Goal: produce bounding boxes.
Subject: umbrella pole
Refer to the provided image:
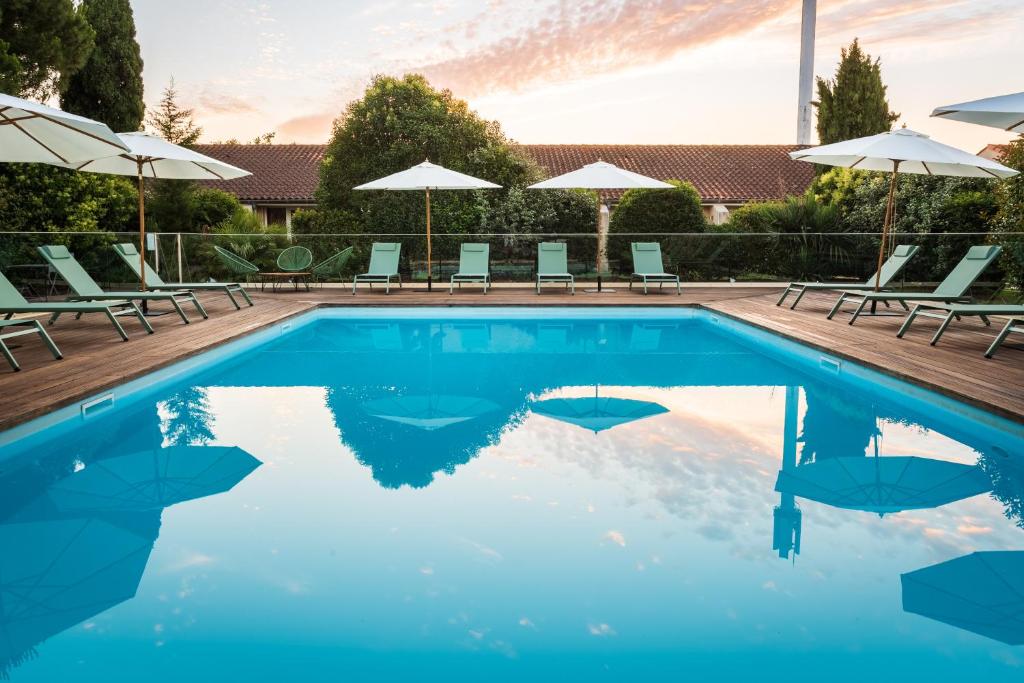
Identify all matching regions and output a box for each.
[137,160,149,315]
[425,187,432,292]
[875,162,900,292]
[596,205,603,292]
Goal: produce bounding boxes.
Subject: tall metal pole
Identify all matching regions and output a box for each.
[796,0,817,145]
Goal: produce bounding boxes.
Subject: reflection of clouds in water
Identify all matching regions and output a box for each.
[587,622,616,637]
[603,530,626,547]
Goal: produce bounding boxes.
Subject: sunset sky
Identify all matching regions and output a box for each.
[133,0,1024,152]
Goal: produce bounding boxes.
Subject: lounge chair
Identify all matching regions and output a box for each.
[114,243,253,309]
[0,318,62,371]
[450,243,490,294]
[352,242,402,295]
[1,269,151,341]
[777,244,919,309]
[536,242,574,295]
[828,245,1003,326]
[896,302,1024,348]
[277,245,313,272]
[630,242,680,295]
[38,245,207,325]
[213,245,260,281]
[312,247,353,286]
[986,317,1024,358]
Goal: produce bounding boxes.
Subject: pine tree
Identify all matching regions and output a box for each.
[146,77,202,145]
[0,0,94,98]
[815,39,899,144]
[61,0,144,132]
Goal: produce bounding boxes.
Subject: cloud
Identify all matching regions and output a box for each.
[277,112,337,142]
[603,530,627,547]
[814,0,1023,46]
[198,91,258,116]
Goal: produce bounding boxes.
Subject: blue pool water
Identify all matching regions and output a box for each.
[0,308,1022,682]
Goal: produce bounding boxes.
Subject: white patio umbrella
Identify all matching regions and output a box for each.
[353,160,500,291]
[528,161,673,292]
[790,128,1018,290]
[0,91,128,163]
[68,132,250,291]
[932,92,1024,132]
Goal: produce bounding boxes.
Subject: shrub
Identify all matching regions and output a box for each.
[607,180,704,274]
[992,136,1024,292]
[206,208,287,273]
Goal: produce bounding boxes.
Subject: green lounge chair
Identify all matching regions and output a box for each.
[536,242,574,295]
[312,247,354,286]
[277,245,313,272]
[1,269,151,341]
[114,243,253,309]
[0,318,62,371]
[896,302,1024,348]
[630,242,680,295]
[450,243,490,294]
[352,242,402,295]
[986,317,1024,358]
[777,244,920,309]
[828,245,1002,326]
[213,245,260,281]
[38,245,206,325]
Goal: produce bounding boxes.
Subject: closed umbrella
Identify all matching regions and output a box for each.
[68,132,250,292]
[790,128,1018,291]
[932,92,1024,132]
[0,91,128,163]
[529,161,673,292]
[353,160,500,291]
[902,551,1024,645]
[532,387,668,433]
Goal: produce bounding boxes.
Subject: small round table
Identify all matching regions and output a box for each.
[261,272,311,292]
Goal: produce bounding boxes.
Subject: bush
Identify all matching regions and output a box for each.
[992,136,1024,292]
[192,188,242,231]
[204,208,288,275]
[607,180,704,274]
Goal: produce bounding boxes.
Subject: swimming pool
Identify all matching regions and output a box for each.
[0,307,1021,681]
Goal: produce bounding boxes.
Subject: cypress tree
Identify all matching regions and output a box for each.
[815,39,899,144]
[61,0,145,132]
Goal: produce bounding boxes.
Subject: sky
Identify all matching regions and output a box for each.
[132,0,1024,152]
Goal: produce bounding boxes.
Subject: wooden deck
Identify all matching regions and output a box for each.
[0,284,1021,432]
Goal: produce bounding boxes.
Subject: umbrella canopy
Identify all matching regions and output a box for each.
[31,445,261,514]
[773,455,991,514]
[363,394,500,431]
[532,395,668,433]
[790,128,1018,290]
[0,92,129,164]
[0,514,157,677]
[528,161,672,291]
[902,551,1024,645]
[932,92,1024,132]
[353,160,500,291]
[69,132,250,290]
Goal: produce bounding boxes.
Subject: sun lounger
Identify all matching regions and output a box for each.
[352,242,402,294]
[630,242,680,295]
[986,317,1024,358]
[450,243,490,294]
[777,244,919,309]
[896,302,1023,347]
[828,245,1002,325]
[0,317,62,371]
[536,242,574,295]
[114,243,253,309]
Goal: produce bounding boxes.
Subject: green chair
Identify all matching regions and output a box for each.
[353,243,402,295]
[1,269,151,341]
[986,317,1024,358]
[630,242,680,295]
[38,245,206,325]
[896,302,1024,348]
[277,245,313,272]
[312,247,353,286]
[213,245,260,281]
[0,317,62,371]
[829,245,1003,326]
[114,243,253,309]
[536,242,574,295]
[777,244,920,309]
[450,243,490,294]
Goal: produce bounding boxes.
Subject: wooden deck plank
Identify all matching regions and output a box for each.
[0,285,1021,433]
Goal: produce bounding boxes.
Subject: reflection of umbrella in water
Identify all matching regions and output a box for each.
[902,551,1024,645]
[774,449,991,514]
[363,394,501,431]
[0,513,158,677]
[532,387,668,434]
[31,445,261,514]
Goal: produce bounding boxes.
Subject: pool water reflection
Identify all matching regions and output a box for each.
[0,315,1022,681]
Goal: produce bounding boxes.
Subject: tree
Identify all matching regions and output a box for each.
[0,0,94,98]
[991,137,1024,291]
[146,77,202,145]
[815,39,899,145]
[607,180,705,273]
[61,0,144,132]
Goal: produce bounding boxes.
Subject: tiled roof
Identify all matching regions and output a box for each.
[979,143,1008,161]
[193,144,324,202]
[193,143,814,205]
